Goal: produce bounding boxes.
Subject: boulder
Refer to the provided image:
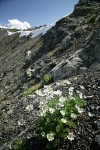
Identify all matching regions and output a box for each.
[50,60,77,80]
[50,52,83,81]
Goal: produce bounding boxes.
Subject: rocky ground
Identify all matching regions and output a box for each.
[0,0,100,149]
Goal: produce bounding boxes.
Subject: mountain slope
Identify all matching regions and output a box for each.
[0,0,100,149]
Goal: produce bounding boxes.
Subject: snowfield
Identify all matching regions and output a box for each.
[7,25,53,38]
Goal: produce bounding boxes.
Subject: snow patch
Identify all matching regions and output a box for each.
[19,31,32,37]
[31,25,52,38]
[7,25,53,38]
[7,31,16,35]
[19,25,53,38]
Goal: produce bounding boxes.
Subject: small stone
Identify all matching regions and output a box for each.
[97,121,100,130]
[95,135,100,145]
[88,112,93,117]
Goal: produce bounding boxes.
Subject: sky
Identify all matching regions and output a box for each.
[0,0,79,29]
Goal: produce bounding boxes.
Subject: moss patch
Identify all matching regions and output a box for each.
[23,82,43,96]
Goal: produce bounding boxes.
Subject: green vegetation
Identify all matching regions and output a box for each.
[36,96,87,149]
[13,139,27,150]
[23,82,43,96]
[13,138,36,150]
[44,74,53,84]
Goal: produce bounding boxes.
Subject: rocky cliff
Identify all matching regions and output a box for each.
[0,0,100,149]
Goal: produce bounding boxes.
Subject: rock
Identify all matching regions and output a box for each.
[26,50,32,60]
[78,67,88,74]
[80,29,100,66]
[50,60,77,81]
[95,135,100,146]
[96,121,100,131]
[61,35,71,49]
[89,61,100,69]
[50,49,83,81]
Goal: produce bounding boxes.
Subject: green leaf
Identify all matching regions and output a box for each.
[67,120,76,128]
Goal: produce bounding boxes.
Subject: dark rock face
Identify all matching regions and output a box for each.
[79,0,100,3]
[0,0,100,149]
[49,69,100,150]
[79,29,100,66]
[73,0,100,17]
[79,0,90,2]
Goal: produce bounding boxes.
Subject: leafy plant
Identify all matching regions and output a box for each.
[44,74,53,84]
[36,96,87,149]
[13,139,27,150]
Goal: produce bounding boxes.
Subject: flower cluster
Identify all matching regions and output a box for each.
[47,133,55,141]
[36,85,87,148]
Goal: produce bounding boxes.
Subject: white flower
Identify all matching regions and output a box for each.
[75,104,84,113]
[47,133,54,141]
[43,86,54,99]
[35,90,44,96]
[79,92,83,99]
[69,91,73,96]
[45,94,54,100]
[49,107,55,113]
[39,102,48,110]
[39,112,44,117]
[41,132,45,137]
[69,87,74,97]
[43,108,48,114]
[61,118,67,123]
[71,97,75,100]
[26,104,33,112]
[54,90,62,96]
[59,96,66,103]
[60,110,66,116]
[56,103,64,110]
[39,107,48,116]
[71,113,77,119]
[67,132,75,141]
[39,101,44,108]
[76,90,83,99]
[44,86,53,93]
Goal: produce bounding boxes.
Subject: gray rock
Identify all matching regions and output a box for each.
[90,61,100,69]
[50,49,83,81]
[80,29,100,66]
[61,35,71,49]
[50,60,77,81]
[95,43,100,60]
[95,135,100,145]
[78,67,88,74]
